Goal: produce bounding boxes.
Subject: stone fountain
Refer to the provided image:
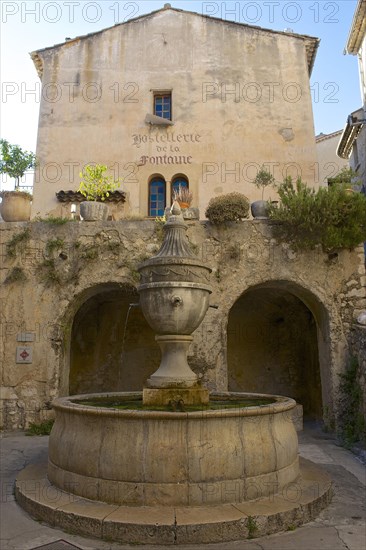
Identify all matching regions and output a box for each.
[15,204,332,545]
[138,202,211,407]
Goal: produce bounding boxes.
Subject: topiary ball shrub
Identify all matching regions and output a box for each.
[205,192,249,224]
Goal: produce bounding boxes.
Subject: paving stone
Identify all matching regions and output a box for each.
[258,524,349,549]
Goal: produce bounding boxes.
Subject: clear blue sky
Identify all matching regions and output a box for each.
[0,1,361,166]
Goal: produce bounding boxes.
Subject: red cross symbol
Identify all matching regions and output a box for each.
[20,350,29,360]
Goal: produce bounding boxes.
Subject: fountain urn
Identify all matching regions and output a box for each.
[137,203,212,405]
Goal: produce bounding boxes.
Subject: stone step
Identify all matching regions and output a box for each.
[15,457,332,545]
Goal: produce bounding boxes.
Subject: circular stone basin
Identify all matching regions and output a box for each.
[48,392,299,507]
[75,395,274,411]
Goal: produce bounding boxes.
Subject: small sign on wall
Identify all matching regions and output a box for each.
[16,346,33,364]
[17,332,35,342]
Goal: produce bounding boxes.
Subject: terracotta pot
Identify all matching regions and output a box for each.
[80,201,109,221]
[0,192,32,221]
[178,201,190,209]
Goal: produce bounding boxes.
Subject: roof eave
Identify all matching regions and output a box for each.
[315,130,344,143]
[337,109,364,159]
[30,6,319,79]
[345,0,366,54]
[30,51,43,80]
[306,38,320,77]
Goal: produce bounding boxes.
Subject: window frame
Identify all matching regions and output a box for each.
[148,176,166,217]
[153,90,172,121]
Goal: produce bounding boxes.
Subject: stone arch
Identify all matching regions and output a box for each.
[226,280,331,420]
[147,172,166,184]
[59,282,159,396]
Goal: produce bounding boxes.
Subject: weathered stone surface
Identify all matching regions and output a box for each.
[348,324,366,428]
[3,428,363,550]
[15,457,332,544]
[0,220,365,430]
[142,386,209,406]
[47,392,298,506]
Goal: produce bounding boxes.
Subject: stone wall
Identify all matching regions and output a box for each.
[227,287,322,418]
[0,219,365,430]
[348,324,366,430]
[69,288,159,394]
[350,124,366,189]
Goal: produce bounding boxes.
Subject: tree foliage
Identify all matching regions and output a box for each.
[0,139,37,187]
[78,164,120,201]
[252,166,276,200]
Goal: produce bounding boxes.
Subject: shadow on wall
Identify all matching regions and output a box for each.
[227,286,323,420]
[69,287,159,395]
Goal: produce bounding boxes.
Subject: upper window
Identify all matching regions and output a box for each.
[154,93,172,120]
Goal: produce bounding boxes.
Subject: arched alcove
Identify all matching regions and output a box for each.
[227,282,328,419]
[69,284,159,395]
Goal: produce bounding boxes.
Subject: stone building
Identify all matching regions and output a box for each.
[338,0,366,189]
[315,131,349,186]
[1,4,365,436]
[30,3,320,219]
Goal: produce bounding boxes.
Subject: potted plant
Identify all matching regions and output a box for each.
[172,185,193,209]
[78,164,120,221]
[251,166,276,219]
[0,139,37,222]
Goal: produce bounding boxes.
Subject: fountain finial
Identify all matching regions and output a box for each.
[170,201,181,216]
[152,200,194,258]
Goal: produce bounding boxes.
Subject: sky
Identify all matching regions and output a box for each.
[0,0,362,189]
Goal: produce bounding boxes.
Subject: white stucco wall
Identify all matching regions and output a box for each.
[316,132,349,186]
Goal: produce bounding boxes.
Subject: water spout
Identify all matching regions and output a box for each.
[118,303,139,389]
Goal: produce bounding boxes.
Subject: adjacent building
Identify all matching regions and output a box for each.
[337,0,366,190]
[316,130,349,186]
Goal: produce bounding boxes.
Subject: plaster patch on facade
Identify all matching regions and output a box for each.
[278,128,295,142]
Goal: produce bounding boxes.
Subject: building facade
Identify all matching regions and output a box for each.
[316,130,349,186]
[30,4,319,218]
[338,0,366,190]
